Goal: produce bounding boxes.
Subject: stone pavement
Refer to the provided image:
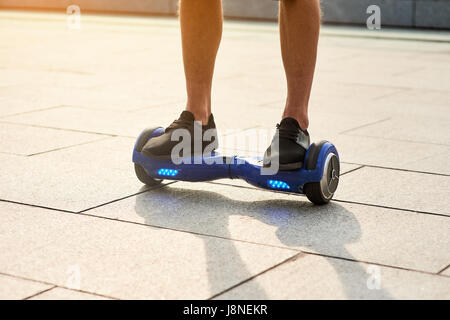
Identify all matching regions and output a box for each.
[0,10,449,300]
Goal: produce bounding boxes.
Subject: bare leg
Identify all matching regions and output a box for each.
[179,0,223,125]
[279,0,320,130]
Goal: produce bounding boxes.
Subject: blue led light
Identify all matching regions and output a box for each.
[158,169,179,177]
[268,180,290,190]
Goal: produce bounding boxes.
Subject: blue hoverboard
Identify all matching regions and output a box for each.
[132,127,340,204]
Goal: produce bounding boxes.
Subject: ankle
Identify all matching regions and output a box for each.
[185,105,210,125]
[282,111,309,131]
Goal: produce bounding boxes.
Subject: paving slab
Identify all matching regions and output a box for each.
[0,274,53,300]
[0,201,296,300]
[400,148,450,176]
[316,46,450,92]
[217,254,450,300]
[442,267,450,277]
[0,84,184,116]
[0,17,179,73]
[0,91,65,118]
[0,69,106,90]
[29,287,111,300]
[335,166,450,216]
[308,84,450,125]
[345,116,450,146]
[372,88,450,119]
[331,135,450,175]
[0,122,105,156]
[2,102,388,141]
[86,181,450,273]
[2,105,176,137]
[310,81,403,104]
[0,137,157,212]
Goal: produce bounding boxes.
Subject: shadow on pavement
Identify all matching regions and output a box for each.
[135,184,392,299]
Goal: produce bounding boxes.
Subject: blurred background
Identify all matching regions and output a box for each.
[1,0,449,29]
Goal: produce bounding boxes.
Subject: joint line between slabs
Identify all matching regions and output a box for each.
[340,165,365,176]
[333,199,450,219]
[0,199,76,214]
[22,285,57,300]
[0,120,119,137]
[0,271,119,300]
[339,117,391,135]
[341,161,450,177]
[208,252,303,300]
[438,264,450,275]
[77,181,177,213]
[27,136,111,157]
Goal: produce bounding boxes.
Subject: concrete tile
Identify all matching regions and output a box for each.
[0,122,105,156]
[86,181,450,273]
[0,69,29,87]
[3,102,386,140]
[30,287,111,300]
[392,66,450,93]
[0,274,52,300]
[217,254,450,299]
[0,84,183,116]
[335,167,450,216]
[73,83,184,112]
[319,50,450,92]
[0,89,65,118]
[442,267,450,277]
[402,148,450,176]
[0,137,156,212]
[3,105,177,137]
[331,135,450,175]
[310,81,402,103]
[345,116,450,146]
[366,88,450,120]
[0,69,105,90]
[0,202,296,300]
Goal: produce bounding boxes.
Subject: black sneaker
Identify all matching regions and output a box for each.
[263,117,310,171]
[142,110,218,159]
